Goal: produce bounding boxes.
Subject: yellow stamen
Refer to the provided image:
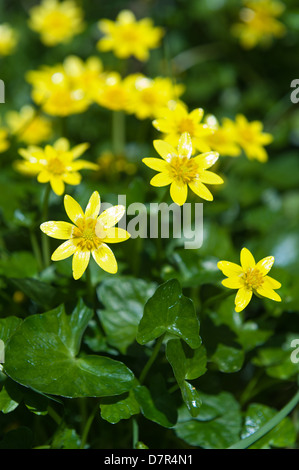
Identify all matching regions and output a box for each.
[243,267,264,290]
[169,156,198,184]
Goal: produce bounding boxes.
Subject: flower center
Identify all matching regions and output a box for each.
[178,118,195,136]
[243,268,264,290]
[169,156,199,184]
[120,26,139,43]
[72,218,105,251]
[47,157,65,175]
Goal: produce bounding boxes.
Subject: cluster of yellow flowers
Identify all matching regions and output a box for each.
[0,1,282,313]
[232,0,286,49]
[0,23,18,56]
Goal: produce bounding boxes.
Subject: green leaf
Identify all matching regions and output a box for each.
[134,384,177,428]
[175,392,242,448]
[100,390,140,424]
[0,378,23,414]
[242,403,296,449]
[0,251,39,278]
[9,277,65,310]
[166,339,207,417]
[137,279,201,349]
[0,316,23,344]
[4,301,135,398]
[51,425,81,449]
[0,426,33,449]
[97,276,156,353]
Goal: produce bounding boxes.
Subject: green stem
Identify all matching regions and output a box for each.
[80,402,99,449]
[132,418,139,449]
[112,111,126,155]
[47,406,62,425]
[228,390,299,449]
[85,264,94,306]
[41,184,51,269]
[139,334,165,385]
[30,229,43,272]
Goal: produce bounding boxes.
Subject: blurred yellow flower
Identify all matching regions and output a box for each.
[40,191,130,279]
[0,23,18,56]
[226,114,273,162]
[97,9,164,61]
[97,151,137,180]
[153,102,212,153]
[218,247,281,312]
[15,138,98,196]
[26,57,94,116]
[0,128,10,153]
[93,72,129,111]
[28,0,85,46]
[203,115,241,157]
[126,74,184,120]
[6,105,52,145]
[62,55,105,102]
[143,132,223,206]
[232,0,286,49]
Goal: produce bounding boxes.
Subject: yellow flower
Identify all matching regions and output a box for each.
[15,138,98,196]
[232,0,286,49]
[153,102,213,153]
[26,57,93,116]
[97,151,137,180]
[203,115,241,157]
[126,74,184,120]
[93,72,129,111]
[0,128,10,153]
[28,0,85,46]
[97,9,164,61]
[0,23,18,56]
[62,55,105,102]
[225,114,273,162]
[6,105,52,145]
[142,132,223,206]
[40,191,130,279]
[218,247,281,312]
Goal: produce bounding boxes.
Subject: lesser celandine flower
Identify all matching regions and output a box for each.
[0,23,18,56]
[218,247,281,313]
[62,55,105,102]
[26,56,94,116]
[0,128,10,153]
[40,191,130,279]
[232,0,285,49]
[126,74,184,120]
[226,114,273,162]
[93,72,130,111]
[97,10,164,61]
[15,138,98,196]
[203,115,241,158]
[28,0,85,46]
[153,102,213,153]
[6,105,52,145]
[143,132,223,206]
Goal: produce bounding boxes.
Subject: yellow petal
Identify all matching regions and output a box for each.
[240,247,256,270]
[71,143,89,159]
[142,157,168,172]
[50,176,65,196]
[104,228,131,243]
[72,250,90,280]
[256,285,281,302]
[37,170,50,183]
[199,170,224,185]
[170,181,188,206]
[150,172,172,187]
[263,275,282,290]
[64,195,84,224]
[40,221,74,239]
[194,152,219,170]
[217,261,243,277]
[178,132,192,159]
[85,191,101,219]
[189,108,204,122]
[54,138,69,152]
[153,140,176,161]
[92,243,117,274]
[63,172,82,186]
[51,240,77,261]
[189,180,213,201]
[98,205,125,228]
[235,287,253,312]
[222,276,243,289]
[255,256,274,275]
